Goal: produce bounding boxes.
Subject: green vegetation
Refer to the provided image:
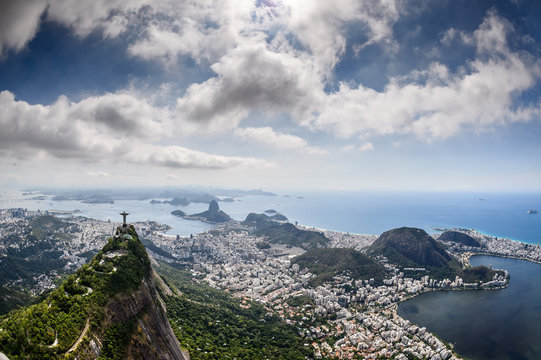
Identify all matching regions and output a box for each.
[243,213,329,250]
[287,295,315,307]
[100,320,135,360]
[439,231,481,247]
[0,225,151,359]
[368,227,462,279]
[460,266,503,283]
[291,248,387,286]
[255,241,271,249]
[155,262,312,359]
[0,287,32,315]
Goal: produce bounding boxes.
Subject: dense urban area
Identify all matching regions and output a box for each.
[1,208,540,359]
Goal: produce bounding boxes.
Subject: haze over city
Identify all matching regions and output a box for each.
[0,0,540,192]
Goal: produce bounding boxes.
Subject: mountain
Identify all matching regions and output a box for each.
[368,227,460,278]
[186,200,232,223]
[243,213,328,249]
[0,225,186,360]
[243,212,288,225]
[369,227,452,267]
[171,209,186,217]
[291,248,387,286]
[438,230,481,247]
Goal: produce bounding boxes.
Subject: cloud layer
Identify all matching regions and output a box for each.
[0,90,265,169]
[0,1,540,180]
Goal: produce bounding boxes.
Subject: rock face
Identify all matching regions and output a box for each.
[209,200,219,213]
[102,269,187,360]
[187,200,232,223]
[0,225,188,360]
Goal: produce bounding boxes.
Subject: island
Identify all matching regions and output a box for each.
[184,200,232,223]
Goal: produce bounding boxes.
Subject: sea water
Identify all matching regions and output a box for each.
[0,190,540,242]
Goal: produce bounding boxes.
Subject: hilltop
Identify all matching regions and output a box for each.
[291,248,387,286]
[368,227,461,279]
[243,213,328,249]
[0,225,186,360]
[438,230,481,247]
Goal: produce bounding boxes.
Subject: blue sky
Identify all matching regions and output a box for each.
[0,0,540,192]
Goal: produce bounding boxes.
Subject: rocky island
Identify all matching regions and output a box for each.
[184,200,232,223]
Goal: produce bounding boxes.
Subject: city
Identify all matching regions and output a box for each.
[2,209,536,359]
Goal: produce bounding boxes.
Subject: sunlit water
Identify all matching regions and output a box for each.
[1,190,539,242]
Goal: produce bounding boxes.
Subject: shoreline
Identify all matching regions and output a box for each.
[464,251,541,266]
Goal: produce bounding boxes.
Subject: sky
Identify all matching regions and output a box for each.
[0,0,540,192]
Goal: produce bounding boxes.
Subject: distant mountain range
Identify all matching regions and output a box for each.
[37,187,278,204]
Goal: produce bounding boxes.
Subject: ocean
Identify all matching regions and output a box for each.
[1,190,539,243]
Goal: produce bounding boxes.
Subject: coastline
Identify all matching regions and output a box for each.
[1,199,540,360]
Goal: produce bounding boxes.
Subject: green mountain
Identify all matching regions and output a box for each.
[243,213,329,249]
[0,225,186,360]
[186,200,232,223]
[368,227,461,278]
[438,230,481,247]
[291,248,387,286]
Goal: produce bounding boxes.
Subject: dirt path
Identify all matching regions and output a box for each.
[66,318,90,354]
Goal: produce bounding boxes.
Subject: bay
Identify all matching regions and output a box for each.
[0,190,540,243]
[398,255,541,360]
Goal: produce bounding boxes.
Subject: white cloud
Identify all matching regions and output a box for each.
[0,90,267,169]
[45,0,143,37]
[0,0,47,56]
[358,142,375,152]
[130,145,269,169]
[235,127,327,155]
[342,144,356,152]
[176,37,324,131]
[86,170,111,177]
[285,0,400,73]
[1,2,539,159]
[311,12,541,140]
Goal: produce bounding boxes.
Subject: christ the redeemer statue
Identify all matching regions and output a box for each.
[120,211,129,226]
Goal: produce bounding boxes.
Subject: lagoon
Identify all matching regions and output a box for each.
[398,255,541,360]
